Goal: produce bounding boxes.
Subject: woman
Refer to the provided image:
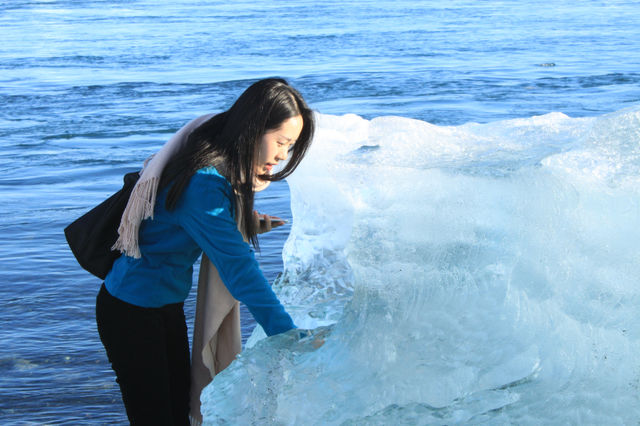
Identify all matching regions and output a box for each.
[96,78,314,425]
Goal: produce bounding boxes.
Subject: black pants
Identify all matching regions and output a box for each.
[96,284,190,425]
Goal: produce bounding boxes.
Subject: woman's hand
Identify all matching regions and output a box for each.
[253,210,287,234]
[296,329,326,349]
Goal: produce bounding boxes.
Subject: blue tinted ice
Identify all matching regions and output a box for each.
[201,109,640,424]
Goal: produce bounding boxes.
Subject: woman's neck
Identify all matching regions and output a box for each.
[216,158,270,192]
[253,177,270,192]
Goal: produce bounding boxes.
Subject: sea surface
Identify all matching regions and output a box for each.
[0,1,639,424]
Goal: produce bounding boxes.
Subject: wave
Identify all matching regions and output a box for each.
[202,106,640,424]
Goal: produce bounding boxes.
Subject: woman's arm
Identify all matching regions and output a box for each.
[178,169,295,336]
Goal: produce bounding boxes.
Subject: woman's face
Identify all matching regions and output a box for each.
[255,115,304,176]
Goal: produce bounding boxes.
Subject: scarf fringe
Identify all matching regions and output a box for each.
[112,176,159,259]
[110,114,215,259]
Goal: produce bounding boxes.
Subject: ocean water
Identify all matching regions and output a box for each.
[1,0,639,424]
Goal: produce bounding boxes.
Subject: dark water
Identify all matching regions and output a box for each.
[0,0,638,423]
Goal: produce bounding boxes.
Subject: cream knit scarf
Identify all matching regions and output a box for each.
[112,114,215,258]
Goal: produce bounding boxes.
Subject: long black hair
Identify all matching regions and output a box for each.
[159,78,315,246]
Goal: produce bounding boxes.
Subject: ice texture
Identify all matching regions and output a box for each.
[201,108,640,424]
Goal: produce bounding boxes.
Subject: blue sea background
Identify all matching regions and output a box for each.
[1,0,639,424]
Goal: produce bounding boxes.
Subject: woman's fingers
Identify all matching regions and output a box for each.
[268,215,286,227]
[311,338,325,349]
[254,211,287,234]
[254,211,270,233]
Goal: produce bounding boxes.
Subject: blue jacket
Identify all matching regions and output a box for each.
[105,166,295,336]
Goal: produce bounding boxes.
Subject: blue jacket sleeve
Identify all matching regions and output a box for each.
[178,171,295,336]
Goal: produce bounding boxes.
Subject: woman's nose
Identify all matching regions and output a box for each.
[276,147,288,161]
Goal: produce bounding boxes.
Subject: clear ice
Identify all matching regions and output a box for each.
[201,108,640,424]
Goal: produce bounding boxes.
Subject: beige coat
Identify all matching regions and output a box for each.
[189,255,242,425]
